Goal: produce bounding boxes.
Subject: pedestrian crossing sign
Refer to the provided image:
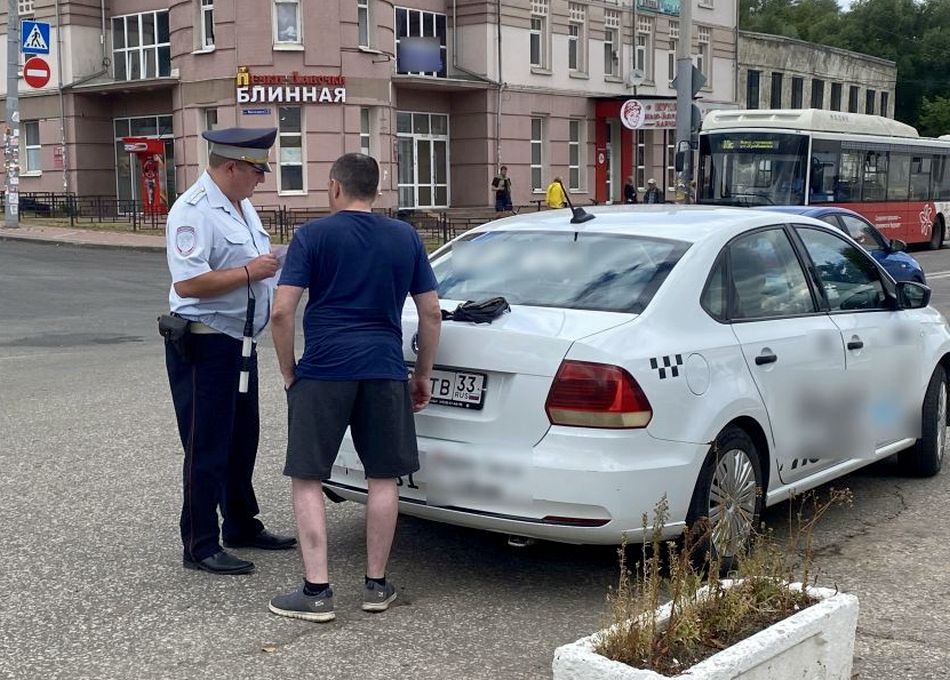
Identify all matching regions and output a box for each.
[21,21,51,55]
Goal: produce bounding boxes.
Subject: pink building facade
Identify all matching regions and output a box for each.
[1,0,739,209]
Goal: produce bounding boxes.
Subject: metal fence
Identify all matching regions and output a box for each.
[0,191,547,247]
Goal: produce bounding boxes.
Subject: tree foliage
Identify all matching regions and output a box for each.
[739,0,950,133]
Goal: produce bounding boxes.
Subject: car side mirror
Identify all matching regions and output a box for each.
[890,238,907,253]
[896,280,930,309]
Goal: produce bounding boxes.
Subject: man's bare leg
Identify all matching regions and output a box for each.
[365,477,399,579]
[292,477,329,583]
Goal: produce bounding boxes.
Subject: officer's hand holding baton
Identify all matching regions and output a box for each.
[239,253,280,393]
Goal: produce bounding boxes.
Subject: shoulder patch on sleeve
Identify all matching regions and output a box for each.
[175,226,197,255]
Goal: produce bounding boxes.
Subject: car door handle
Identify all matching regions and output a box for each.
[755,353,777,366]
[847,340,864,350]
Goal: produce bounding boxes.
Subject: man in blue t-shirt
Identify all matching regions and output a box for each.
[268,153,442,623]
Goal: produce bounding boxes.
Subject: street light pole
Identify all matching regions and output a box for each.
[674,0,693,203]
[5,0,20,228]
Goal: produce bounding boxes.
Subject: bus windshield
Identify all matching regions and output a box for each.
[698,132,809,206]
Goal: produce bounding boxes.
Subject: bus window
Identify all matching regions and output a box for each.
[887,153,910,201]
[698,132,808,206]
[862,151,888,202]
[836,150,863,201]
[910,156,932,200]
[810,139,839,203]
[935,155,950,200]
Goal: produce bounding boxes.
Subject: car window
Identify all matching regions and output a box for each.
[728,228,816,319]
[818,214,841,229]
[431,231,690,313]
[795,226,888,311]
[701,254,726,321]
[839,214,886,252]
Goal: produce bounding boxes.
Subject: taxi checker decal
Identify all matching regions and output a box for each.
[650,354,683,380]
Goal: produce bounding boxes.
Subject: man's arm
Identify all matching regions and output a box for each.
[271,284,306,388]
[174,253,279,299]
[409,290,442,412]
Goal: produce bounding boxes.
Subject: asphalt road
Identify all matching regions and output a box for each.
[1,239,948,680]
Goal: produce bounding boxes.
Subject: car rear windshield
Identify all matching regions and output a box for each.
[431,230,690,313]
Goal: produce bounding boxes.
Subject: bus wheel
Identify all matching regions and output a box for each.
[928,216,944,250]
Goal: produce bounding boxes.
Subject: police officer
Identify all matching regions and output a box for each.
[164,127,296,575]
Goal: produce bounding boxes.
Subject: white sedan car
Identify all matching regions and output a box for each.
[325,206,949,559]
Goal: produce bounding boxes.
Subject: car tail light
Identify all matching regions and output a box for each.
[545,360,652,429]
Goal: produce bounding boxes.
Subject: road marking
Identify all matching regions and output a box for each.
[926,272,950,280]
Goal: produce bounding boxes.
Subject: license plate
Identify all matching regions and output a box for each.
[428,368,487,410]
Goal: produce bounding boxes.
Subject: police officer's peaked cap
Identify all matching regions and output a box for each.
[202,127,278,173]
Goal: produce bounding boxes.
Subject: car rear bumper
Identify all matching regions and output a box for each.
[326,428,709,545]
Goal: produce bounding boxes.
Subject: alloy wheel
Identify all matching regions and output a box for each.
[707,448,758,559]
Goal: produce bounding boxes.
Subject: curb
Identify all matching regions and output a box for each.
[0,232,166,254]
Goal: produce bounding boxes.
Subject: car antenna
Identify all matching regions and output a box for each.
[560,179,595,225]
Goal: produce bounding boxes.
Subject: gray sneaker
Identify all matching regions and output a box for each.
[362,580,397,612]
[269,586,335,622]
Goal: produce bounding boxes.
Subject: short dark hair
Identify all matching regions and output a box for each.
[330,153,379,201]
[208,152,229,169]
[500,165,508,172]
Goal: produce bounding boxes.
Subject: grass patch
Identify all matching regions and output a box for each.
[596,489,852,676]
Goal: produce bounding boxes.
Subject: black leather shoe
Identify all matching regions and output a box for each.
[183,550,255,575]
[224,529,297,551]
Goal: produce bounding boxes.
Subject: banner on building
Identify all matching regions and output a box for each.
[637,0,680,16]
[235,66,347,104]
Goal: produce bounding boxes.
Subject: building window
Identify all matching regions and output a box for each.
[18,0,34,16]
[396,112,449,208]
[360,107,372,156]
[21,121,40,174]
[199,108,217,170]
[811,79,824,108]
[635,129,645,189]
[112,11,171,81]
[866,89,876,115]
[668,21,678,83]
[199,0,214,49]
[881,91,889,117]
[791,77,803,108]
[113,115,175,205]
[635,17,652,81]
[278,106,304,193]
[696,26,710,83]
[830,82,842,111]
[770,72,783,108]
[746,70,760,109]
[274,0,301,44]
[530,0,549,69]
[531,117,544,192]
[848,86,859,113]
[604,11,620,78]
[665,130,676,192]
[568,4,586,73]
[357,0,370,47]
[569,119,583,190]
[395,7,447,77]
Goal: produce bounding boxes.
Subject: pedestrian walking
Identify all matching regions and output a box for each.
[268,153,442,622]
[623,176,638,204]
[162,127,297,576]
[545,176,567,209]
[643,178,663,204]
[492,166,513,212]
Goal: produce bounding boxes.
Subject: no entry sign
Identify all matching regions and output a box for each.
[23,56,51,88]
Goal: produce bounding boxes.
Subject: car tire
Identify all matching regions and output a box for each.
[686,426,764,566]
[927,218,944,251]
[898,365,947,477]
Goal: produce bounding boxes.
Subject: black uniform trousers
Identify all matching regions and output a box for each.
[165,333,265,561]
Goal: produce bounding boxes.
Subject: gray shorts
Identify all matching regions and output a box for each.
[284,378,420,480]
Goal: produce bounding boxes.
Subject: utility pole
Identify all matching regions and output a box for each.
[673,0,704,203]
[4,0,19,228]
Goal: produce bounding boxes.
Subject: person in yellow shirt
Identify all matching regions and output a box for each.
[546,176,567,209]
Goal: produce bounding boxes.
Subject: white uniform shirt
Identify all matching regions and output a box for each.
[166,171,274,340]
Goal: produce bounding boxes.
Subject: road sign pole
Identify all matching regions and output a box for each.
[5,0,20,228]
[674,0,693,204]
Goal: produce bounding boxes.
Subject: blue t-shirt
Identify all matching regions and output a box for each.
[278,210,437,381]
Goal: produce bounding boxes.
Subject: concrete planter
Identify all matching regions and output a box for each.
[552,583,859,680]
